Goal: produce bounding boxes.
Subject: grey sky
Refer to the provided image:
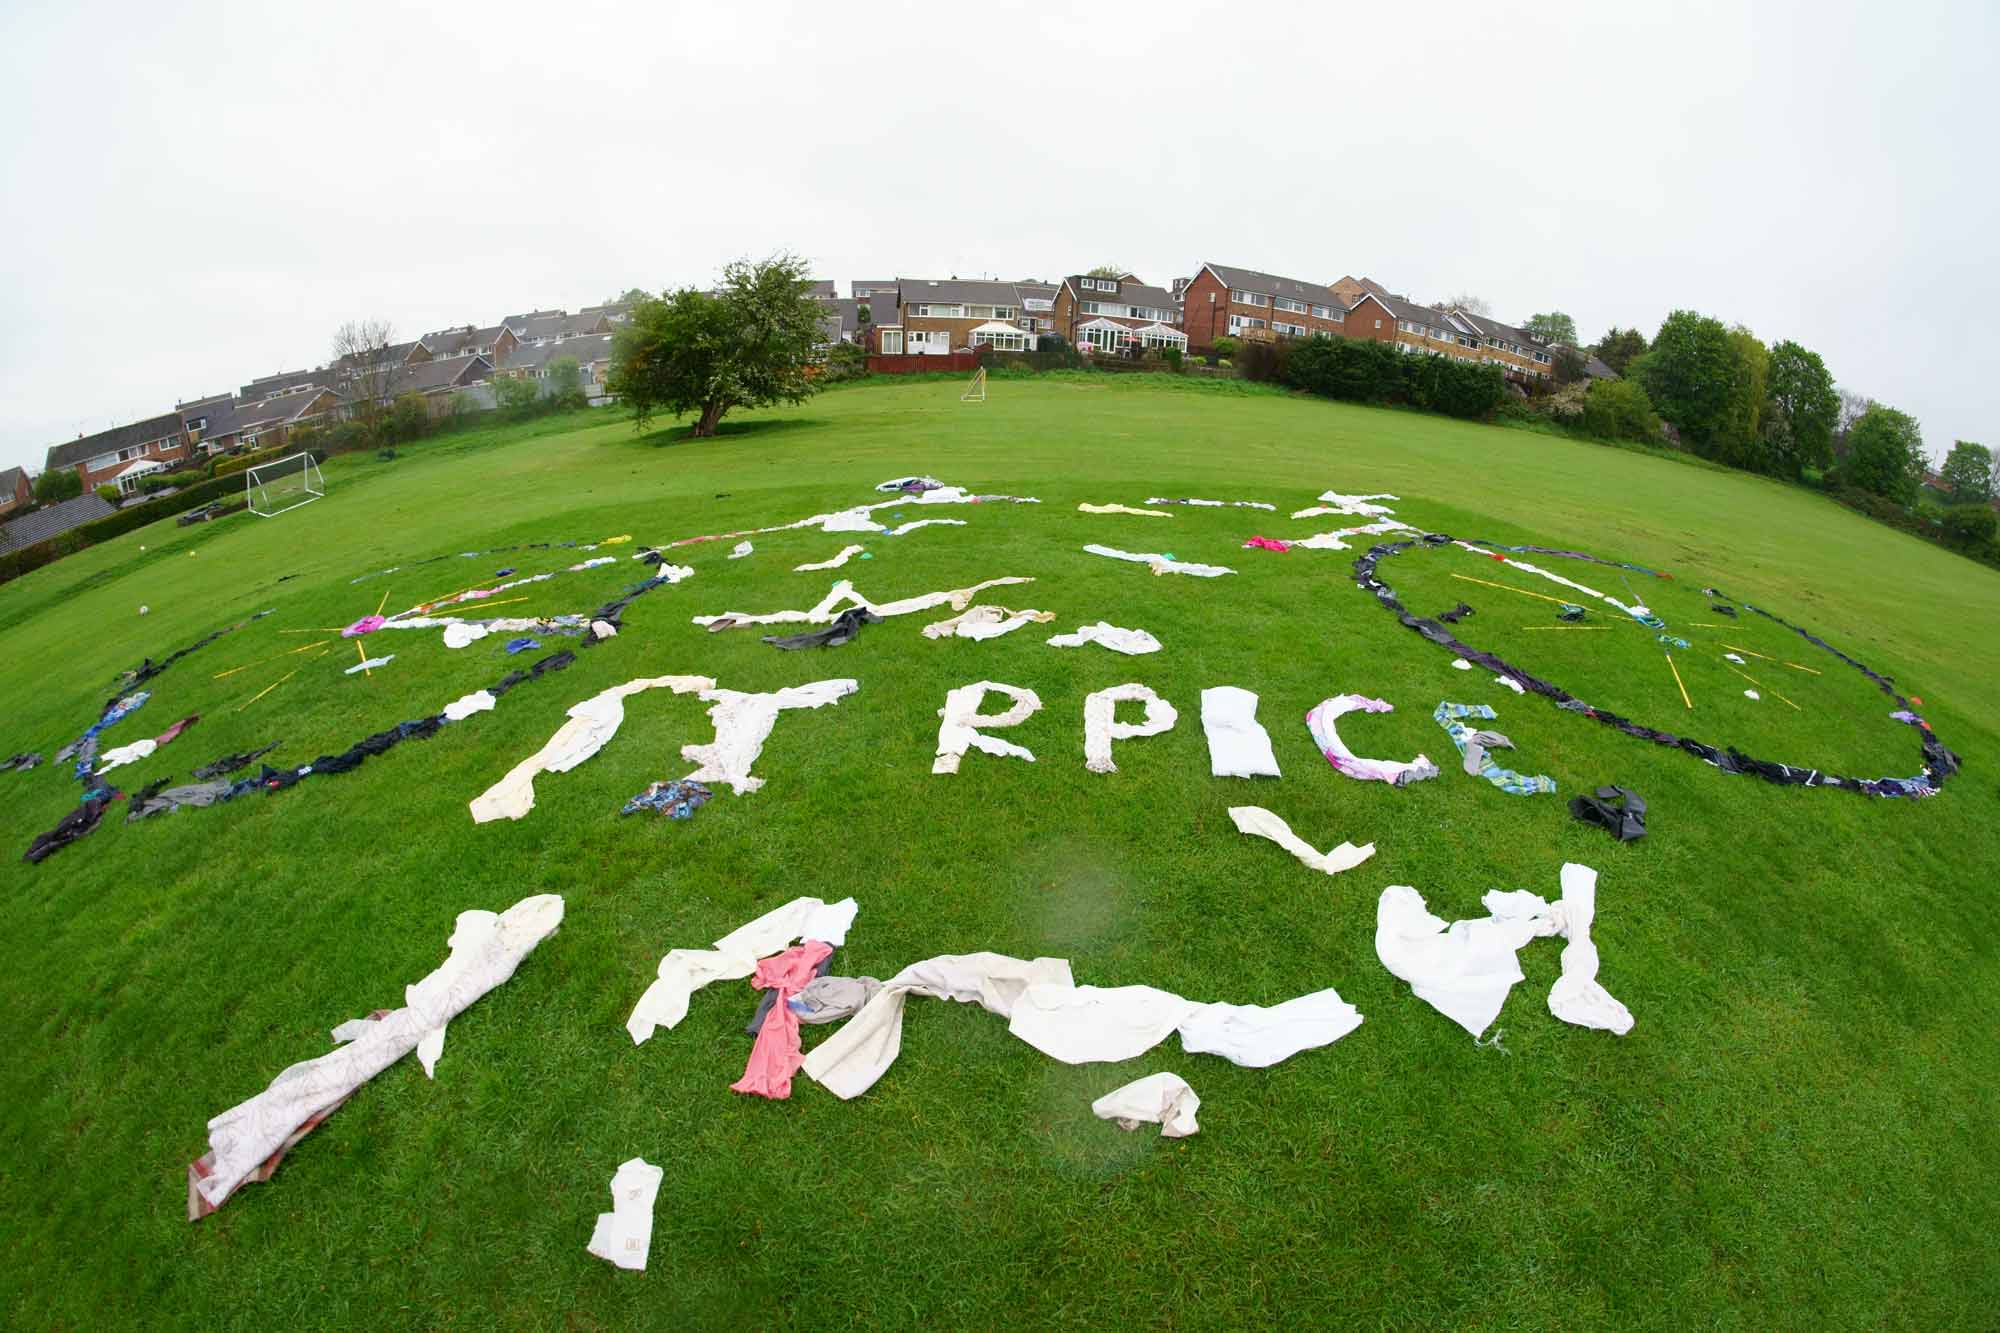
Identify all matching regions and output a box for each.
[3,1,1992,473]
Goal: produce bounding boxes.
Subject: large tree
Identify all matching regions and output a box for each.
[1524,311,1578,346]
[34,466,82,504]
[1716,325,1770,472]
[1593,326,1649,376]
[609,254,827,437]
[1764,340,1839,476]
[1637,309,1735,456]
[1938,440,1993,505]
[332,319,397,439]
[1843,405,1926,501]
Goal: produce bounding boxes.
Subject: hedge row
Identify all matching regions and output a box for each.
[0,455,319,586]
[1273,334,1511,420]
[213,444,302,478]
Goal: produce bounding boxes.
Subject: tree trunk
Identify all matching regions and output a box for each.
[692,401,727,437]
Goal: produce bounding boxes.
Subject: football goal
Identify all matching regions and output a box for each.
[960,366,987,402]
[246,451,326,518]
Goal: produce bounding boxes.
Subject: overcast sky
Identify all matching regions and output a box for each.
[2,0,1992,473]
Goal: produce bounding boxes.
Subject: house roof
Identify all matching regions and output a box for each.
[501,335,613,373]
[0,465,27,496]
[1582,354,1617,380]
[822,298,865,339]
[0,491,117,553]
[897,278,1030,306]
[1200,262,1343,307]
[211,388,339,436]
[502,309,563,333]
[420,325,510,357]
[804,281,837,300]
[390,354,492,394]
[1061,275,1179,312]
[177,391,234,414]
[1332,274,1394,301]
[240,368,331,400]
[44,412,185,471]
[850,280,897,298]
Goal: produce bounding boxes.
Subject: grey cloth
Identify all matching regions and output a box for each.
[744,945,839,1034]
[1,752,42,772]
[1460,730,1514,777]
[790,975,883,1025]
[126,779,240,822]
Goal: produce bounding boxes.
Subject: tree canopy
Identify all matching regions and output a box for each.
[1843,405,1926,502]
[1523,312,1578,346]
[34,466,82,503]
[1636,310,1736,456]
[1593,327,1649,376]
[1938,440,1994,506]
[1764,340,1839,476]
[1084,264,1127,278]
[609,255,827,437]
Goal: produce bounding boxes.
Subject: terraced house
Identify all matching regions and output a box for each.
[1051,274,1186,354]
[874,279,1040,354]
[44,412,192,495]
[1340,294,1554,379]
[1180,262,1349,351]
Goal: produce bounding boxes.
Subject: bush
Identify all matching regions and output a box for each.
[95,484,120,503]
[1162,346,1183,372]
[1209,336,1239,366]
[1941,504,1997,548]
[820,342,869,383]
[1284,334,1505,420]
[386,392,430,442]
[1235,339,1292,384]
[1580,379,1662,442]
[34,467,82,504]
[494,374,542,414]
[214,445,291,479]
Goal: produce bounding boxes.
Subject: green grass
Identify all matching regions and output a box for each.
[1,378,1995,1329]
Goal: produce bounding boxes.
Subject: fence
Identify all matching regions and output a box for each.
[867,350,985,375]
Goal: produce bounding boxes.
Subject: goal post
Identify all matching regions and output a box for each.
[246,452,326,518]
[960,366,987,402]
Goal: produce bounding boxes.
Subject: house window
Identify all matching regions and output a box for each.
[1274,297,1306,313]
[1079,324,1121,351]
[1227,315,1267,332]
[1374,319,1382,329]
[1274,321,1306,337]
[1310,304,1333,318]
[1083,277,1116,293]
[971,329,1026,352]
[1229,290,1271,307]
[1138,327,1187,350]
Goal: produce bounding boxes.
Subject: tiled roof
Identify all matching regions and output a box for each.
[44,413,184,471]
[1202,262,1343,306]
[0,492,117,553]
[501,335,613,373]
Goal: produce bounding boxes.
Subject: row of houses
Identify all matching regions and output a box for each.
[36,262,1601,504]
[41,304,639,497]
[826,264,1594,389]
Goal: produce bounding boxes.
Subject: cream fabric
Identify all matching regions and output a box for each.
[1305,694,1440,787]
[1201,686,1280,778]
[922,606,1053,641]
[1082,544,1234,578]
[470,675,716,823]
[625,896,858,1044]
[801,953,1075,1099]
[1083,683,1178,774]
[693,576,1034,629]
[1226,806,1374,875]
[680,678,859,795]
[1092,1073,1200,1138]
[586,1157,664,1271]
[192,895,565,1215]
[794,544,865,571]
[1047,622,1162,655]
[442,690,497,722]
[1078,502,1171,517]
[934,681,1042,774]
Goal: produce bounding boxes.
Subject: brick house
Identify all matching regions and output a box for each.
[507,311,612,346]
[496,334,613,387]
[1180,262,1350,352]
[1014,281,1058,341]
[1051,275,1186,354]
[1341,295,1553,379]
[0,465,30,517]
[873,279,1039,354]
[1446,308,1556,380]
[44,412,193,495]
[420,324,517,363]
[388,353,493,402]
[201,388,343,454]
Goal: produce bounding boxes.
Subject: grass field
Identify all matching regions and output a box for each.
[1,375,1995,1328]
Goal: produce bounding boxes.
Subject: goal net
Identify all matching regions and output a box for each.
[246,452,326,518]
[960,366,987,402]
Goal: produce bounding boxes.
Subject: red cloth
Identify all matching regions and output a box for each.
[730,940,834,1100]
[154,714,200,746]
[1242,536,1290,553]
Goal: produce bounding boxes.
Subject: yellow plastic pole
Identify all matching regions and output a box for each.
[1665,651,1693,710]
[1448,572,1575,607]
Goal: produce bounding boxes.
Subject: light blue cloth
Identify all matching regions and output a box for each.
[1434,701,1555,796]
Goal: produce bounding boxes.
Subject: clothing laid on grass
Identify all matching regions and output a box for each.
[0,752,44,772]
[1568,786,1647,841]
[694,575,1035,630]
[790,975,882,1024]
[586,1157,664,1272]
[1374,865,1631,1040]
[1434,701,1556,795]
[340,615,386,638]
[1008,983,1365,1068]
[883,518,966,536]
[761,607,881,650]
[1200,686,1281,779]
[1145,497,1276,511]
[729,541,753,559]
[470,675,716,823]
[187,894,565,1219]
[1305,695,1440,786]
[1083,683,1178,774]
[442,691,497,722]
[795,545,866,571]
[680,679,858,794]
[1226,806,1375,875]
[921,606,1053,641]
[1046,622,1162,655]
[1302,491,1399,517]
[1287,521,1413,551]
[343,656,395,674]
[934,681,1042,774]
[1082,544,1235,578]
[97,714,200,773]
[800,952,1076,1099]
[625,896,858,1044]
[1078,503,1171,517]
[621,779,714,819]
[1092,1073,1200,1138]
[125,776,259,822]
[23,793,115,863]
[56,690,150,781]
[1242,536,1290,553]
[732,941,835,1100]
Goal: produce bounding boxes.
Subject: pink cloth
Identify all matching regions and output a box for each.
[1243,536,1290,553]
[154,714,200,745]
[730,940,834,1100]
[341,615,386,638]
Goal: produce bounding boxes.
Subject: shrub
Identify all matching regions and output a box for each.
[34,467,82,503]
[1235,339,1292,384]
[1580,379,1662,442]
[1941,504,1997,548]
[494,374,542,414]
[387,392,430,442]
[95,484,120,503]
[1210,336,1239,364]
[1162,346,1183,372]
[820,342,869,383]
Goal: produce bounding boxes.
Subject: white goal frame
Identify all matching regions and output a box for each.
[960,366,987,402]
[246,452,325,518]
